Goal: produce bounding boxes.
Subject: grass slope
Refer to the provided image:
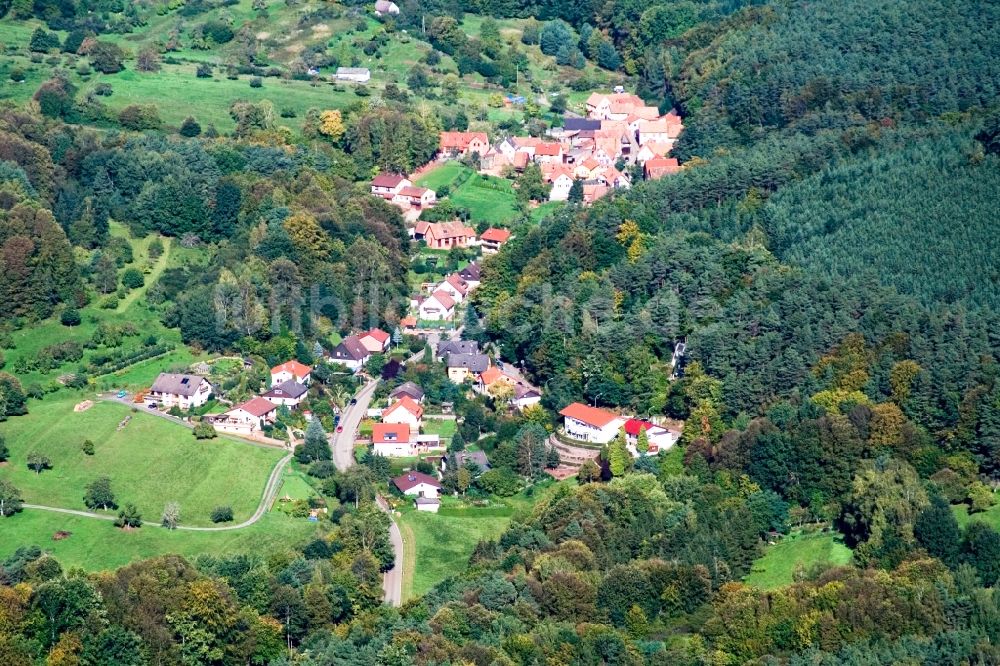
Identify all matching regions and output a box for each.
[0,511,317,572]
[397,504,511,599]
[953,503,1000,530]
[0,396,285,526]
[745,530,853,589]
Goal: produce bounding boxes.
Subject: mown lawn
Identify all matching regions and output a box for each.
[450,174,520,224]
[397,503,512,599]
[745,530,853,589]
[0,396,285,526]
[953,502,1000,529]
[0,511,317,572]
[416,162,469,190]
[422,417,456,442]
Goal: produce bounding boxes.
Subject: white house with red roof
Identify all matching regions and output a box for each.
[358,328,391,353]
[371,173,411,199]
[437,274,470,303]
[271,360,312,387]
[479,228,512,254]
[392,185,436,209]
[211,397,278,435]
[374,423,443,457]
[559,402,625,444]
[382,395,423,430]
[418,290,455,321]
[623,418,680,455]
[392,470,441,498]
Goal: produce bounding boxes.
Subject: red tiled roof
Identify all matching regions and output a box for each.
[440,131,488,150]
[479,228,512,243]
[445,273,469,294]
[400,315,417,327]
[363,328,390,344]
[372,173,407,188]
[428,290,455,310]
[393,471,441,492]
[397,185,429,198]
[383,395,423,419]
[373,422,410,444]
[271,360,312,377]
[234,397,277,417]
[535,142,562,156]
[623,418,654,436]
[425,221,475,241]
[644,157,681,179]
[559,402,620,428]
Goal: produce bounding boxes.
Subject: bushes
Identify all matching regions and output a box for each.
[89,41,125,74]
[118,105,162,130]
[203,20,235,44]
[193,422,217,439]
[211,505,234,523]
[60,308,81,326]
[122,268,144,289]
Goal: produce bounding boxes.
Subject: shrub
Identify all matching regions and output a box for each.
[60,308,81,326]
[211,505,234,523]
[179,116,201,137]
[249,76,263,88]
[94,82,113,96]
[118,105,162,130]
[89,41,125,74]
[115,503,143,528]
[81,439,95,455]
[99,295,119,309]
[196,63,213,78]
[121,268,144,289]
[9,68,26,83]
[193,422,217,439]
[204,20,235,44]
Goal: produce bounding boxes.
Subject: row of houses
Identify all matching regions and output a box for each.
[439,339,542,410]
[411,261,483,322]
[326,327,392,372]
[558,401,681,456]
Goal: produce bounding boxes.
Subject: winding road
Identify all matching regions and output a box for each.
[329,376,404,607]
[23,452,293,531]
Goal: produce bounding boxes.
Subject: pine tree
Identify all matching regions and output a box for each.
[608,429,631,477]
[301,418,330,462]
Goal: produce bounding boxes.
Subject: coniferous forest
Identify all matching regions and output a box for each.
[0,0,999,663]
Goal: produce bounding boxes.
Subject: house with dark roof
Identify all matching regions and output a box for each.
[390,382,425,402]
[458,263,481,289]
[371,173,411,199]
[392,471,441,497]
[441,450,490,474]
[149,373,213,410]
[447,353,490,384]
[327,335,371,372]
[262,380,309,408]
[437,340,479,357]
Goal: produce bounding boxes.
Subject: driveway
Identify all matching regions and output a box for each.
[377,495,404,606]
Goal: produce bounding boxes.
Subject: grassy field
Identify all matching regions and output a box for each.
[0,510,317,571]
[451,173,520,224]
[416,162,469,190]
[0,395,285,526]
[745,530,853,589]
[397,502,512,599]
[953,502,1000,529]
[422,417,456,442]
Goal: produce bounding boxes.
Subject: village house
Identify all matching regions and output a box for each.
[399,315,418,333]
[390,381,425,403]
[373,0,399,15]
[582,183,611,204]
[644,157,681,180]
[441,450,490,474]
[513,383,542,410]
[148,373,213,410]
[212,397,278,435]
[479,227,512,254]
[634,142,672,164]
[382,395,423,431]
[437,339,478,357]
[478,365,517,392]
[394,471,442,510]
[415,220,477,250]
[392,471,441,497]
[271,360,311,387]
[447,352,490,384]
[358,328,391,354]
[623,418,681,455]
[458,262,481,290]
[392,185,436,209]
[637,118,683,146]
[533,142,563,164]
[261,381,308,408]
[559,402,625,444]
[438,131,489,159]
[437,273,470,303]
[370,173,410,199]
[418,290,456,321]
[327,335,371,372]
[374,424,443,457]
[335,67,370,83]
[585,92,645,120]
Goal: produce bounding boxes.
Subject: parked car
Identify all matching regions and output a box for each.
[336,425,344,433]
[116,390,127,398]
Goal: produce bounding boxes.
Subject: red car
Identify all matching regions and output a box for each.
[336,425,344,433]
